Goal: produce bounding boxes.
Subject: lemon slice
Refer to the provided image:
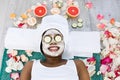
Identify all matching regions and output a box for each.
[55,35,62,42]
[44,36,51,43]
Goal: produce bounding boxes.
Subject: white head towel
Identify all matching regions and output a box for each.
[36,14,71,59]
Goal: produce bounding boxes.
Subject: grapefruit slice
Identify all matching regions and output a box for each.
[34,5,47,17]
[66,6,80,18]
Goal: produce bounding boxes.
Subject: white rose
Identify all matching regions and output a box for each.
[11,62,18,71]
[17,61,24,70]
[6,58,15,67]
[115,76,120,80]
[5,67,12,73]
[108,38,118,45]
[104,77,111,80]
[103,39,109,48]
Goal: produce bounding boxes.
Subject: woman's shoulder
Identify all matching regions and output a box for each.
[23,61,34,70]
[74,59,85,66]
[73,59,87,71]
[25,61,33,65]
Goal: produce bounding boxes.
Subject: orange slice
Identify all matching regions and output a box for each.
[34,5,47,17]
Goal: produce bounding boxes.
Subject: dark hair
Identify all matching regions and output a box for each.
[40,30,47,54]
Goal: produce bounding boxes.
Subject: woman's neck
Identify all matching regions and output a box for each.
[45,57,63,65]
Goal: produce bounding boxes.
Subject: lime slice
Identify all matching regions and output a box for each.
[77,23,83,28]
[72,23,77,28]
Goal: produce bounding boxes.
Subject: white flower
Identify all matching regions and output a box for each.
[101,49,110,57]
[103,39,109,48]
[5,67,12,73]
[112,56,120,70]
[73,1,79,7]
[115,21,120,27]
[109,28,120,37]
[7,49,18,56]
[107,71,115,78]
[108,38,118,45]
[6,58,15,67]
[115,76,120,80]
[104,76,111,80]
[11,62,18,71]
[87,65,96,76]
[17,61,24,70]
[6,57,24,72]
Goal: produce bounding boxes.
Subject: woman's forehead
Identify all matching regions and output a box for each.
[44,29,62,35]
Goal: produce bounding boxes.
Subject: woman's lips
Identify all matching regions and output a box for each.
[48,46,60,52]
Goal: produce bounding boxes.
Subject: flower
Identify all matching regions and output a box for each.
[10,72,20,80]
[6,57,24,73]
[20,54,28,62]
[25,50,33,56]
[97,14,104,20]
[85,2,93,9]
[7,49,18,57]
[99,19,120,80]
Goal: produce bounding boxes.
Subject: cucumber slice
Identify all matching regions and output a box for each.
[77,23,83,28]
[44,36,51,43]
[72,23,77,28]
[78,18,83,23]
[55,35,62,42]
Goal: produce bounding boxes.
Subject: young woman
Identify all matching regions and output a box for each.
[20,15,90,80]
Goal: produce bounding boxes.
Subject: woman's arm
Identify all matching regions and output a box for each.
[20,61,33,80]
[74,60,90,80]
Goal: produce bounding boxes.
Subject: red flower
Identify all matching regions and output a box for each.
[104,30,114,38]
[101,56,113,64]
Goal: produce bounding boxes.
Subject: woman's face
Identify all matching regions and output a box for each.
[42,29,65,57]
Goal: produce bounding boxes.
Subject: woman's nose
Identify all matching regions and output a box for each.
[50,38,57,45]
[50,42,57,45]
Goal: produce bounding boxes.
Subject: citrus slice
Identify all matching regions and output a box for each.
[66,6,80,18]
[27,17,37,26]
[34,5,47,17]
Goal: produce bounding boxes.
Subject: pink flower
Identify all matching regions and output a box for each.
[97,23,106,30]
[7,54,12,58]
[104,30,113,38]
[18,23,25,28]
[87,57,96,62]
[97,14,104,20]
[114,69,120,78]
[101,56,113,64]
[100,64,109,74]
[20,54,28,62]
[85,2,93,9]
[10,73,20,80]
